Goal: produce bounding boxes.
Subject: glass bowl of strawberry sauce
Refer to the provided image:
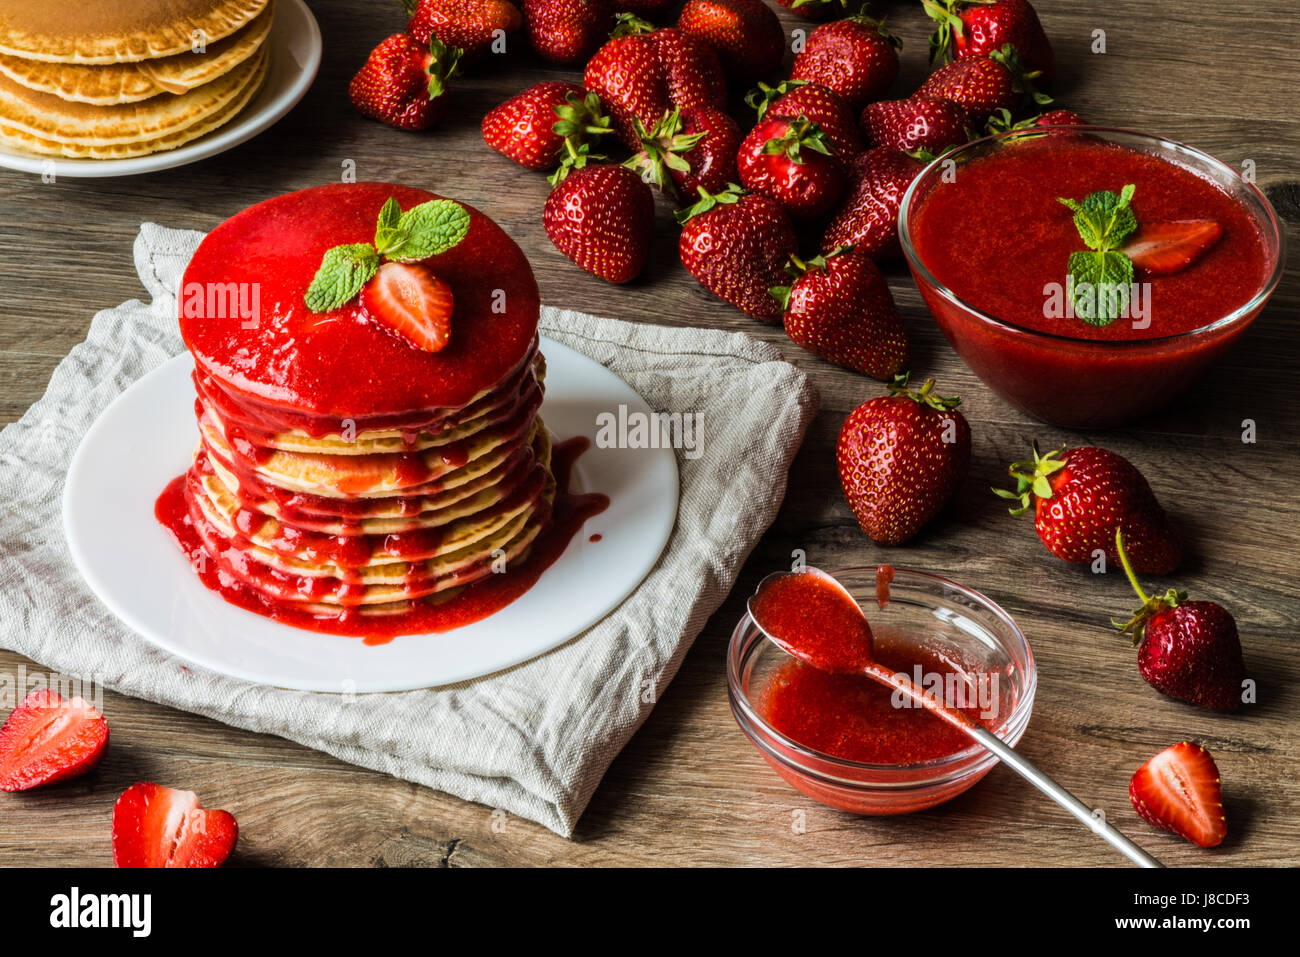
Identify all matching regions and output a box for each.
[727,567,1036,815]
[900,127,1285,428]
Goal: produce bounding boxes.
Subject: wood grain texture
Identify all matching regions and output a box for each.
[0,0,1297,867]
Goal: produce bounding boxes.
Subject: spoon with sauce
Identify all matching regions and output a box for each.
[748,566,1163,869]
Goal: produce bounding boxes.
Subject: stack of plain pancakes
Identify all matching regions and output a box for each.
[0,0,272,159]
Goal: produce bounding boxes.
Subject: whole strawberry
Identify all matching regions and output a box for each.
[650,24,727,113]
[916,44,1049,124]
[677,0,784,85]
[404,0,524,63]
[677,186,797,323]
[861,97,970,153]
[1130,743,1228,848]
[837,375,971,545]
[482,82,611,171]
[773,247,909,379]
[1113,532,1245,713]
[737,115,848,221]
[585,30,670,148]
[524,0,612,64]
[349,34,461,130]
[544,162,655,282]
[789,15,900,111]
[748,80,864,162]
[626,107,740,199]
[925,0,1055,84]
[986,105,1084,134]
[820,147,923,259]
[994,444,1181,573]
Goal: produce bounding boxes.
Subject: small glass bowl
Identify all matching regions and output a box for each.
[727,567,1036,815]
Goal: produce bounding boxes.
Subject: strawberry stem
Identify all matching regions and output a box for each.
[1112,529,1187,645]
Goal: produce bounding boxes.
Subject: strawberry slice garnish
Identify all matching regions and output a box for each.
[112,782,239,868]
[359,262,454,352]
[1129,742,1227,848]
[1123,220,1223,276]
[0,690,109,791]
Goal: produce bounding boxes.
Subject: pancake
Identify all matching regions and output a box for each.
[0,0,269,65]
[0,2,272,105]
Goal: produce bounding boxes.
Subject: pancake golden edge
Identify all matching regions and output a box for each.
[0,46,266,157]
[0,0,269,65]
[0,2,273,105]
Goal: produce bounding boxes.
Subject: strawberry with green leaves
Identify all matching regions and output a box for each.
[924,0,1055,84]
[861,96,971,154]
[994,443,1181,574]
[676,0,784,86]
[625,107,740,200]
[677,185,797,323]
[1113,531,1246,712]
[544,160,656,282]
[773,247,909,378]
[303,195,472,352]
[482,82,612,171]
[820,147,924,259]
[403,0,523,64]
[1130,743,1228,848]
[349,34,461,130]
[523,0,612,64]
[737,115,848,221]
[789,15,901,111]
[916,43,1048,124]
[987,106,1084,132]
[747,80,864,163]
[837,375,971,545]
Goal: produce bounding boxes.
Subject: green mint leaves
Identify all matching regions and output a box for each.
[303,197,470,313]
[1056,184,1137,326]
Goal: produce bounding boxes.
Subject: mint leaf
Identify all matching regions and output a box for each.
[1068,250,1134,325]
[1057,184,1137,251]
[379,199,471,263]
[303,244,379,313]
[373,197,403,253]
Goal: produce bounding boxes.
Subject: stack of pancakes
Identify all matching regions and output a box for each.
[0,0,272,158]
[174,183,554,622]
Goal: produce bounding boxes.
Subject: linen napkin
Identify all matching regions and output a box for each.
[0,223,818,837]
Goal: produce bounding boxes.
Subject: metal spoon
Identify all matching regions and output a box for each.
[748,566,1163,869]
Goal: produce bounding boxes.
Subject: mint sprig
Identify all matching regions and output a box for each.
[303,197,470,313]
[1056,184,1137,326]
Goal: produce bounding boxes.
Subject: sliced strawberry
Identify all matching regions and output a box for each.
[0,690,108,791]
[359,262,454,352]
[1123,220,1222,276]
[1129,742,1227,849]
[112,782,239,868]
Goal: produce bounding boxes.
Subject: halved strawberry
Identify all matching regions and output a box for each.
[0,690,108,791]
[1129,742,1227,849]
[359,262,454,352]
[112,782,239,868]
[1123,220,1223,276]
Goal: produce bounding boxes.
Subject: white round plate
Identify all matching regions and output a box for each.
[64,338,679,692]
[0,0,322,179]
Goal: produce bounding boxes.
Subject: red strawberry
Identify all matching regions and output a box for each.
[112,782,239,868]
[676,0,784,85]
[360,262,455,352]
[737,115,848,221]
[0,690,108,791]
[820,147,923,259]
[585,31,670,148]
[774,247,909,378]
[626,107,740,199]
[1123,221,1223,277]
[789,15,901,111]
[649,25,727,113]
[1129,743,1228,848]
[677,186,797,323]
[349,34,461,131]
[986,105,1083,133]
[747,80,864,162]
[544,163,655,282]
[1035,108,1084,126]
[916,44,1049,123]
[837,375,972,545]
[523,0,612,64]
[404,0,524,63]
[925,0,1055,84]
[482,82,611,171]
[1113,532,1246,712]
[861,97,971,153]
[994,444,1181,574]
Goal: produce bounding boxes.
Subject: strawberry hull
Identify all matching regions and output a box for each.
[901,129,1284,428]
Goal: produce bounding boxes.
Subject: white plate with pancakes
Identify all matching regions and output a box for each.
[0,0,320,177]
[64,338,680,692]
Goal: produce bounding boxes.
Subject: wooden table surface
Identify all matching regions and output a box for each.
[1,0,1296,867]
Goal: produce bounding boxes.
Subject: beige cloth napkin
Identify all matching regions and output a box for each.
[0,223,818,836]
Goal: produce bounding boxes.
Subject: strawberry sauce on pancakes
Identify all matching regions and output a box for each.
[157,182,607,643]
